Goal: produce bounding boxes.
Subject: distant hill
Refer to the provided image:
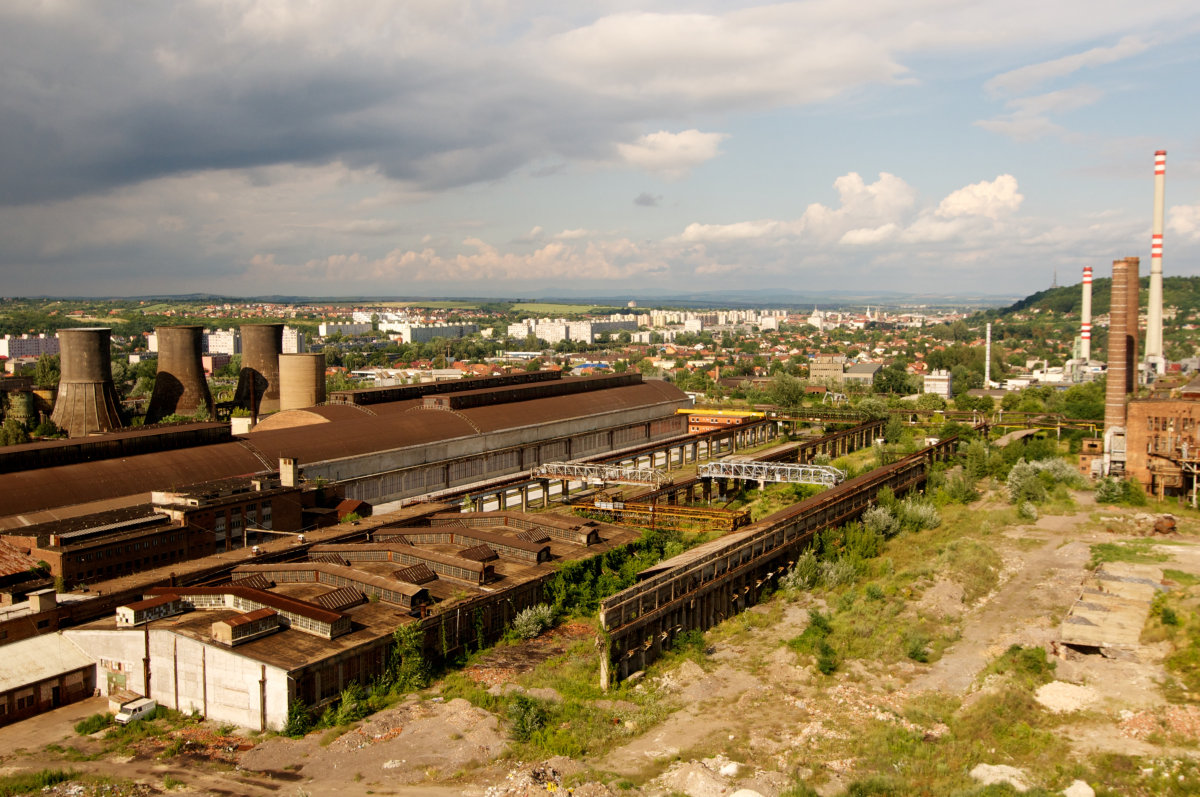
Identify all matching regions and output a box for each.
[992,275,1200,319]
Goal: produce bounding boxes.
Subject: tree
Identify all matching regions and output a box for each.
[33,354,60,389]
[874,363,913,394]
[768,373,805,408]
[915,392,946,411]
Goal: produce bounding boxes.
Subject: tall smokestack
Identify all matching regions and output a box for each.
[1145,150,1166,375]
[1126,256,1140,391]
[1080,265,1093,361]
[984,323,992,388]
[1105,259,1130,435]
[235,324,283,415]
[50,328,125,437]
[145,325,215,424]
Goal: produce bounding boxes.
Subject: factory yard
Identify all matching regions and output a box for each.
[8,490,1200,796]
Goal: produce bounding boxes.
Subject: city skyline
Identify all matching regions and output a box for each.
[2,1,1199,298]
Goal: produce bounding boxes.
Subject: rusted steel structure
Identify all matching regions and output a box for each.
[534,462,669,488]
[574,498,752,533]
[698,461,845,487]
[597,435,962,688]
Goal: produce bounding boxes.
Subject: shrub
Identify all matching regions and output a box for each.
[507,694,548,742]
[1017,501,1038,522]
[511,603,555,640]
[283,699,314,738]
[1161,606,1180,626]
[335,682,369,725]
[905,634,930,663]
[74,712,113,735]
[820,558,857,588]
[1006,460,1047,504]
[781,550,819,591]
[899,499,941,531]
[815,642,839,674]
[862,506,899,539]
[1094,476,1149,506]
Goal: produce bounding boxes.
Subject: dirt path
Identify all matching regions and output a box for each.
[909,517,1093,694]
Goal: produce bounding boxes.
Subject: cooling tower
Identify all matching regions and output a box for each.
[1125,256,1140,392]
[278,353,327,411]
[50,328,124,437]
[1080,266,1093,362]
[234,324,283,414]
[145,325,214,424]
[1145,150,1166,375]
[1105,260,1130,435]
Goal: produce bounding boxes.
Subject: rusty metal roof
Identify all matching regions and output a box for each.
[1,379,687,525]
[394,563,436,584]
[457,544,498,562]
[146,585,345,625]
[0,538,42,578]
[315,586,365,612]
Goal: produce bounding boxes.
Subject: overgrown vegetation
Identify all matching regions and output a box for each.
[0,769,76,797]
[74,712,113,735]
[510,603,555,640]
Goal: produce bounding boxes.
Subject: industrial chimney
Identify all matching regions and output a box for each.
[1145,150,1167,375]
[1080,265,1093,362]
[984,323,992,388]
[145,325,215,424]
[50,328,125,437]
[234,324,283,415]
[1126,256,1140,391]
[278,353,327,411]
[1104,259,1131,473]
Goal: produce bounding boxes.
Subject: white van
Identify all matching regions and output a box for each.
[114,697,157,725]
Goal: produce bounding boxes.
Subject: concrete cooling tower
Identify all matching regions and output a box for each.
[278,353,327,411]
[234,324,283,414]
[145,325,215,424]
[50,328,124,437]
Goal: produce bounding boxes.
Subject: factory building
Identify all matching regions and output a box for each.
[61,509,638,730]
[2,373,689,531]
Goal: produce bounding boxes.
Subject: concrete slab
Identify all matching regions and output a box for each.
[1060,563,1164,650]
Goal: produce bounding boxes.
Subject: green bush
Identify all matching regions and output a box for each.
[781,549,819,591]
[282,699,314,738]
[511,603,555,640]
[507,694,548,741]
[74,712,113,735]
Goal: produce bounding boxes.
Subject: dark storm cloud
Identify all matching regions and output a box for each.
[0,2,638,205]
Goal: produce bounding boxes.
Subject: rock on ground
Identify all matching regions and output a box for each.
[1035,681,1099,713]
[970,763,1030,792]
[1063,780,1095,797]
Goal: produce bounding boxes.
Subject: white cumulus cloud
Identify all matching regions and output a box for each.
[936,174,1023,219]
[616,129,729,178]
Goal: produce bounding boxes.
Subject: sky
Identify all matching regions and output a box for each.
[2,0,1200,300]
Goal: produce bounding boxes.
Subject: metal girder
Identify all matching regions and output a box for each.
[698,460,845,486]
[534,462,669,488]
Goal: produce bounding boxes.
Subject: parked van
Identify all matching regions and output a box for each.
[114,698,157,725]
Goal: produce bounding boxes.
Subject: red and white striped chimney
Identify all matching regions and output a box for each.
[1145,150,1166,374]
[1080,265,1093,361]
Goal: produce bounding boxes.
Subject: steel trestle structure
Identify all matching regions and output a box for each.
[698,461,845,487]
[597,432,969,689]
[533,462,669,488]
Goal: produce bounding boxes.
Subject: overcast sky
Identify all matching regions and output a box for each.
[2,1,1199,299]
